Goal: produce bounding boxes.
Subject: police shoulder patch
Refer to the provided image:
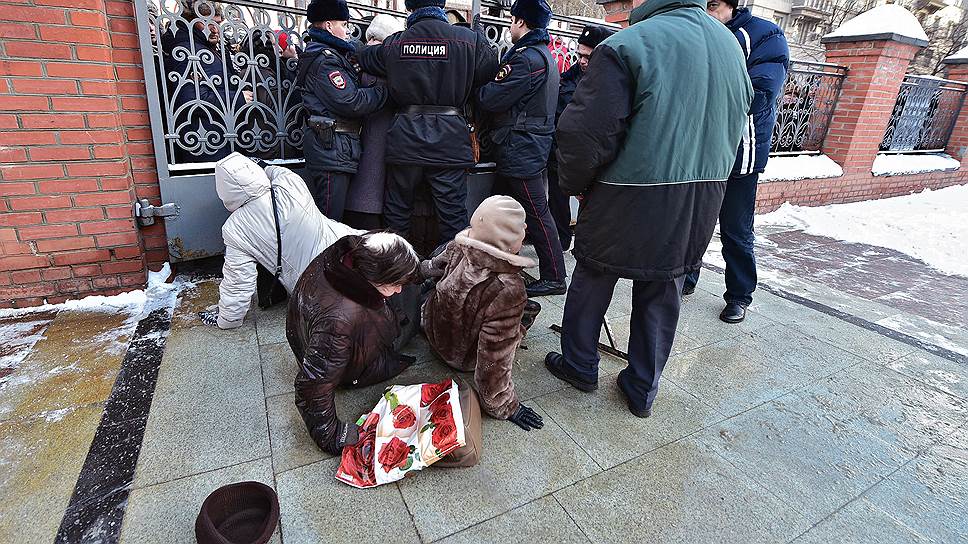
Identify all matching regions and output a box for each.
[495,63,512,82]
[329,70,346,90]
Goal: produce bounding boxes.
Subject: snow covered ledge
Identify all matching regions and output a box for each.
[872,153,961,177]
[761,154,843,182]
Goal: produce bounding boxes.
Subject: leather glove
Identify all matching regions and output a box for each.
[419,259,446,280]
[198,310,219,327]
[508,404,543,431]
[336,422,360,449]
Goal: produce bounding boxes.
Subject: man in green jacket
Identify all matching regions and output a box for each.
[544,0,752,417]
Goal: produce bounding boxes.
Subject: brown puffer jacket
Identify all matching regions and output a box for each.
[421,232,535,420]
[286,235,408,454]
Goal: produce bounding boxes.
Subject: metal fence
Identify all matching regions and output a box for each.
[880,75,968,153]
[770,60,847,155]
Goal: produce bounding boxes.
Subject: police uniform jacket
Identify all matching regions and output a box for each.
[357,11,498,167]
[548,62,582,170]
[298,29,387,174]
[477,29,560,179]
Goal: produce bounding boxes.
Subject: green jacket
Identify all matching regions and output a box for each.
[598,0,752,186]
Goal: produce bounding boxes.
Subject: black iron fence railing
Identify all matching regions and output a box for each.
[880,75,968,153]
[771,60,848,155]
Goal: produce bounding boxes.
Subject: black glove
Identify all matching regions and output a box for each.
[508,404,543,431]
[419,259,446,280]
[198,310,219,327]
[336,422,360,449]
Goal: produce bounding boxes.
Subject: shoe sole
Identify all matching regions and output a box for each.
[719,314,746,324]
[616,375,651,418]
[545,357,598,392]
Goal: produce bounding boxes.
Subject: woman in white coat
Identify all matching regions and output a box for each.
[203,152,361,329]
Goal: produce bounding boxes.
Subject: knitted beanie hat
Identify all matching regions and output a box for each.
[195,481,280,544]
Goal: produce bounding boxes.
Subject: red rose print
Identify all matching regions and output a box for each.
[431,418,458,449]
[392,405,417,429]
[338,413,379,487]
[421,379,453,407]
[378,437,410,473]
[430,401,451,425]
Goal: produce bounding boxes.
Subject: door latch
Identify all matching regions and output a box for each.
[134,199,179,226]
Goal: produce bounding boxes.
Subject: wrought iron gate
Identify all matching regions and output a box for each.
[880,75,968,153]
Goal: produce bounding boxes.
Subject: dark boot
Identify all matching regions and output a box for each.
[544,352,597,392]
[527,279,566,297]
[719,302,747,323]
[616,373,652,418]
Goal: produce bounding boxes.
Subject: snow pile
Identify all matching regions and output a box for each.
[944,45,968,63]
[757,184,968,277]
[872,153,961,176]
[761,154,843,182]
[824,4,928,43]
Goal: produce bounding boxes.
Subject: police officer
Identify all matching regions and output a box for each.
[477,0,564,297]
[548,25,613,252]
[357,0,497,246]
[298,0,387,221]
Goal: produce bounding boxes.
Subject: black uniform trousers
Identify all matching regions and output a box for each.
[384,165,468,246]
[500,171,566,282]
[546,162,572,251]
[304,129,351,221]
[560,262,684,411]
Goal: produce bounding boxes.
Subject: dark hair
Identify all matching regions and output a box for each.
[348,232,419,286]
[722,0,740,9]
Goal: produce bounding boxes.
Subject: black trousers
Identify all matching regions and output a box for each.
[500,172,566,282]
[306,170,351,222]
[546,164,572,250]
[560,262,683,411]
[384,165,468,245]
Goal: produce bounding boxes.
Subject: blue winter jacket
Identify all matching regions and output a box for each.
[727,8,789,175]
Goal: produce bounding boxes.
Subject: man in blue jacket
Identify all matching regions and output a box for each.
[477,0,565,297]
[683,0,789,323]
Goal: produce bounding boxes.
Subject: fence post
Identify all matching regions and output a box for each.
[943,48,968,162]
[819,7,927,174]
[596,0,635,27]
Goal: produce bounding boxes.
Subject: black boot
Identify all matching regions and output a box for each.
[681,283,696,296]
[719,302,747,323]
[616,373,652,418]
[527,279,566,297]
[544,352,598,392]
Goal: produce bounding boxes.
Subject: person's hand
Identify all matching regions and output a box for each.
[242,89,254,103]
[419,259,446,280]
[337,422,360,449]
[198,310,219,327]
[508,404,543,431]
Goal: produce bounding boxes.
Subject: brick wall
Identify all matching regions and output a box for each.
[0,0,166,308]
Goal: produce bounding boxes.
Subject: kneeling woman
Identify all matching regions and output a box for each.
[287,232,419,454]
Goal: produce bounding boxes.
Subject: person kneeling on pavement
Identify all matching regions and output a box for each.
[421,196,545,431]
[199,152,360,329]
[286,232,420,454]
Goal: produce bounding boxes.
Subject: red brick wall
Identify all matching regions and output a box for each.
[0,0,166,308]
[945,64,968,161]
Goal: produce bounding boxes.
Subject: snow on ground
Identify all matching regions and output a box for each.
[824,4,928,42]
[0,318,52,372]
[872,153,960,176]
[757,185,968,277]
[761,154,843,182]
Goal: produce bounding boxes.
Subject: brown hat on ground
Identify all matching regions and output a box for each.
[195,481,280,544]
[457,195,536,269]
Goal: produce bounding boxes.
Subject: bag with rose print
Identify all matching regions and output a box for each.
[335,378,466,488]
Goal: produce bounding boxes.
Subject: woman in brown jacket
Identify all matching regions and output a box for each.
[421,196,545,431]
[286,232,419,454]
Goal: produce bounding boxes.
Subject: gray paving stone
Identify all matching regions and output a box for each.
[555,437,810,544]
[266,393,332,474]
[861,427,968,544]
[663,324,864,417]
[534,380,720,470]
[702,396,913,522]
[884,350,968,400]
[677,288,775,345]
[260,342,297,398]
[397,407,600,542]
[752,275,904,325]
[134,324,271,488]
[255,304,288,346]
[791,498,932,544]
[275,457,420,544]
[875,311,968,359]
[782,310,915,364]
[786,362,967,455]
[120,457,278,544]
[436,496,588,544]
[515,331,626,402]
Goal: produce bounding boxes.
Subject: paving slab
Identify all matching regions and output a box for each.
[534,379,720,470]
[702,394,914,523]
[255,304,288,346]
[266,393,332,474]
[790,497,932,544]
[260,342,297,398]
[875,311,968,359]
[662,324,864,417]
[133,322,270,488]
[120,457,278,544]
[874,274,968,329]
[0,404,103,543]
[778,309,915,364]
[884,350,968,400]
[860,426,968,543]
[437,496,588,544]
[514,331,626,402]
[554,437,810,544]
[397,406,600,542]
[275,457,420,544]
[677,288,775,346]
[169,281,221,331]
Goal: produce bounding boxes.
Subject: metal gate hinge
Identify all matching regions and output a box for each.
[134,198,179,226]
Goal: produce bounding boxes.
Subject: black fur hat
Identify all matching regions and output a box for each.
[307,0,350,23]
[404,0,446,10]
[510,0,552,29]
[577,25,615,49]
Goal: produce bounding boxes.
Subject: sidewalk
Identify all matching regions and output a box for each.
[1,232,965,543]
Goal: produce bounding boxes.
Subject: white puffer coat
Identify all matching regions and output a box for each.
[215,153,361,329]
